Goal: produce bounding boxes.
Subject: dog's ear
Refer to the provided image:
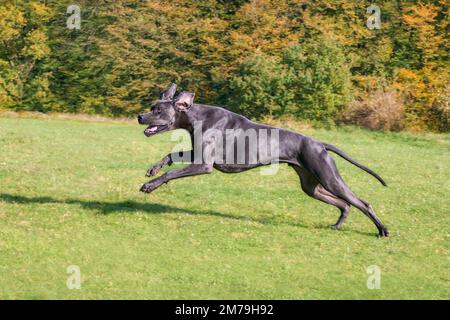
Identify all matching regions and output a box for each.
[161,83,177,100]
[174,91,195,112]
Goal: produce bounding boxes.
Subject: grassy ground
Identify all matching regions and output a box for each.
[0,114,448,299]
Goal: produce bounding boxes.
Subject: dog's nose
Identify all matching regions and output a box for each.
[138,115,143,123]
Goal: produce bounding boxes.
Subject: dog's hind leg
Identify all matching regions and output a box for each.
[291,165,351,229]
[298,146,389,237]
[333,188,388,237]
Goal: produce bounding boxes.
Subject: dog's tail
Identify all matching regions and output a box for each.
[323,142,387,186]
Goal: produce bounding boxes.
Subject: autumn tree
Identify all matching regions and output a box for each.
[0,1,53,110]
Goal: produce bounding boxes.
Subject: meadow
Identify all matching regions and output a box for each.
[0,114,448,299]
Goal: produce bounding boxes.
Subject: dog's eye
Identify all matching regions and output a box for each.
[151,107,160,115]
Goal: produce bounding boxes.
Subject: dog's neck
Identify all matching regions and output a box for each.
[174,109,195,132]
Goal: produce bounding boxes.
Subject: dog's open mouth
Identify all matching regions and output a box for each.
[144,125,168,137]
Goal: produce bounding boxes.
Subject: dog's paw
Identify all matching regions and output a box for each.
[329,224,342,230]
[378,227,389,237]
[140,181,157,193]
[145,166,160,177]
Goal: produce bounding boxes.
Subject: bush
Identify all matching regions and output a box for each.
[226,54,292,119]
[225,38,352,122]
[282,40,352,122]
[427,90,449,132]
[340,89,405,131]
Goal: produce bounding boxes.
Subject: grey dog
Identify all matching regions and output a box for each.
[138,83,389,237]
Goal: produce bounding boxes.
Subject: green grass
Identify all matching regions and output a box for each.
[0,115,449,299]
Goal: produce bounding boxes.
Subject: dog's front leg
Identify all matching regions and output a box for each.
[140,163,212,193]
[146,151,193,177]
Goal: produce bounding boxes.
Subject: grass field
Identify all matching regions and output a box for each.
[0,114,449,299]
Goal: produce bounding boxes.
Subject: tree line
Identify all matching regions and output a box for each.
[0,0,448,131]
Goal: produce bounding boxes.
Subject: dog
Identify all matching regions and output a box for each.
[138,83,389,237]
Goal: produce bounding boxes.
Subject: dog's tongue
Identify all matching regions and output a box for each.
[145,126,157,133]
[144,126,158,136]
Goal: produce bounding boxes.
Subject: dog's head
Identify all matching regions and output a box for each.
[138,83,195,137]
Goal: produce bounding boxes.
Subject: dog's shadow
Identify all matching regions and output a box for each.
[0,193,374,236]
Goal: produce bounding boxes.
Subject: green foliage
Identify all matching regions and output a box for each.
[283,40,352,122]
[227,54,292,119]
[0,0,448,131]
[227,39,352,122]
